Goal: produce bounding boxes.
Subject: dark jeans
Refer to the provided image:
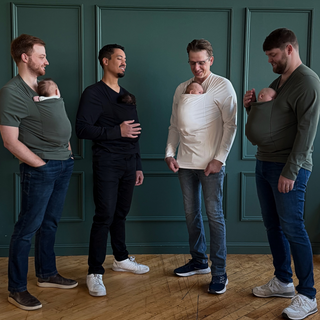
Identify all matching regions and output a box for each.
[8,158,74,293]
[255,160,315,298]
[88,153,136,275]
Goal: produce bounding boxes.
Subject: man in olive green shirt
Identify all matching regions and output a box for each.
[0,34,77,311]
[244,28,320,320]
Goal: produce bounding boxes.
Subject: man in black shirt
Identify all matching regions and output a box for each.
[76,44,149,297]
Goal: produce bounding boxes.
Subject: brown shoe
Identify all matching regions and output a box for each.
[8,290,42,311]
[37,273,78,289]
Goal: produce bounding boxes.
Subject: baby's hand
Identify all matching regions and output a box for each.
[33,96,40,102]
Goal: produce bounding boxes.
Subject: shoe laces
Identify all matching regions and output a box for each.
[92,274,104,286]
[262,277,279,290]
[212,275,226,284]
[290,294,313,309]
[129,256,137,263]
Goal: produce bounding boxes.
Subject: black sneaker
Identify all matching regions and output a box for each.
[37,273,78,289]
[8,290,42,311]
[174,259,211,277]
[208,273,228,294]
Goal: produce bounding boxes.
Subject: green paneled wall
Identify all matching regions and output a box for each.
[1,0,320,256]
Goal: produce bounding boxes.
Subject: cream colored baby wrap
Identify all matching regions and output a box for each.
[176,89,223,169]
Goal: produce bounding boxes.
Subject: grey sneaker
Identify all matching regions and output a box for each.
[112,256,149,274]
[37,273,78,289]
[253,277,295,298]
[282,294,317,319]
[8,290,42,311]
[86,274,106,297]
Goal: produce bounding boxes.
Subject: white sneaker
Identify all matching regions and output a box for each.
[86,274,106,297]
[253,277,295,298]
[112,256,149,274]
[282,294,317,319]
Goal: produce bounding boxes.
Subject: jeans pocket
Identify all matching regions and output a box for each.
[34,160,50,170]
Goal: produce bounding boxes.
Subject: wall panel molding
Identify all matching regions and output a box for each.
[240,171,262,221]
[95,5,233,82]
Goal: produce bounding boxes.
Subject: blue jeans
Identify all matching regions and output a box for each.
[178,167,226,276]
[255,160,315,298]
[8,158,74,293]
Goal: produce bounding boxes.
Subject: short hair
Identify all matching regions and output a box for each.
[263,28,299,51]
[37,78,58,97]
[11,34,46,64]
[187,39,213,57]
[98,44,125,68]
[118,93,136,105]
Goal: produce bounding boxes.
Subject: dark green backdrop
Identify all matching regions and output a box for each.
[1,0,320,256]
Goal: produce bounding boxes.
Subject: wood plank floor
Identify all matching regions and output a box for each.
[1,254,320,319]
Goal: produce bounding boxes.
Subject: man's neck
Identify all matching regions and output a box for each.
[279,58,302,87]
[195,72,211,84]
[18,68,38,92]
[101,73,120,93]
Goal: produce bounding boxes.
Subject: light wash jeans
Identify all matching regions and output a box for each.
[255,160,315,299]
[178,167,226,276]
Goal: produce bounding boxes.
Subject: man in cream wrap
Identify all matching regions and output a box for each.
[165,39,237,294]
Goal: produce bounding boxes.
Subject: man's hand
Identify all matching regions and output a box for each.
[120,120,141,138]
[278,175,295,193]
[243,88,256,108]
[135,170,144,186]
[204,159,223,176]
[165,157,179,173]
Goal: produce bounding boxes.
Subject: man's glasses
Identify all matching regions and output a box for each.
[188,57,210,66]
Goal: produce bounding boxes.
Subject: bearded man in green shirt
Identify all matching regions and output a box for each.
[244,28,320,320]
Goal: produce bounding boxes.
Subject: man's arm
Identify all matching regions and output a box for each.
[0,125,45,167]
[279,76,320,192]
[165,84,185,172]
[204,80,237,175]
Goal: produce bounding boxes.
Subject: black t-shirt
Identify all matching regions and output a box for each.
[76,81,142,170]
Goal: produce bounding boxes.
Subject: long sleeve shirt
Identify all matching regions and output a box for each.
[165,72,237,169]
[76,81,142,170]
[245,64,320,180]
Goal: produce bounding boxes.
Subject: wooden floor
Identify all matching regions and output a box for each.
[1,254,320,320]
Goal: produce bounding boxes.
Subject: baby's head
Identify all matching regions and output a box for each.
[118,93,136,105]
[185,81,203,95]
[258,88,277,102]
[37,78,60,97]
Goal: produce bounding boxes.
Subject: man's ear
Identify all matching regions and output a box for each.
[209,56,214,66]
[21,53,29,63]
[286,44,294,55]
[102,57,109,66]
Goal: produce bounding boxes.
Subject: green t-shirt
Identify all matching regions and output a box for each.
[0,75,72,160]
[246,64,320,180]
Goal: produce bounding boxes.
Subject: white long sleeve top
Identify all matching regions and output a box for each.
[165,72,237,169]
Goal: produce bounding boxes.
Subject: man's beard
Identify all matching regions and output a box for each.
[273,52,287,74]
[117,72,125,78]
[27,60,45,77]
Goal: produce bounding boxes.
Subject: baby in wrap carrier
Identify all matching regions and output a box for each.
[33,78,61,101]
[245,87,278,147]
[257,87,277,102]
[185,81,203,95]
[32,79,70,138]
